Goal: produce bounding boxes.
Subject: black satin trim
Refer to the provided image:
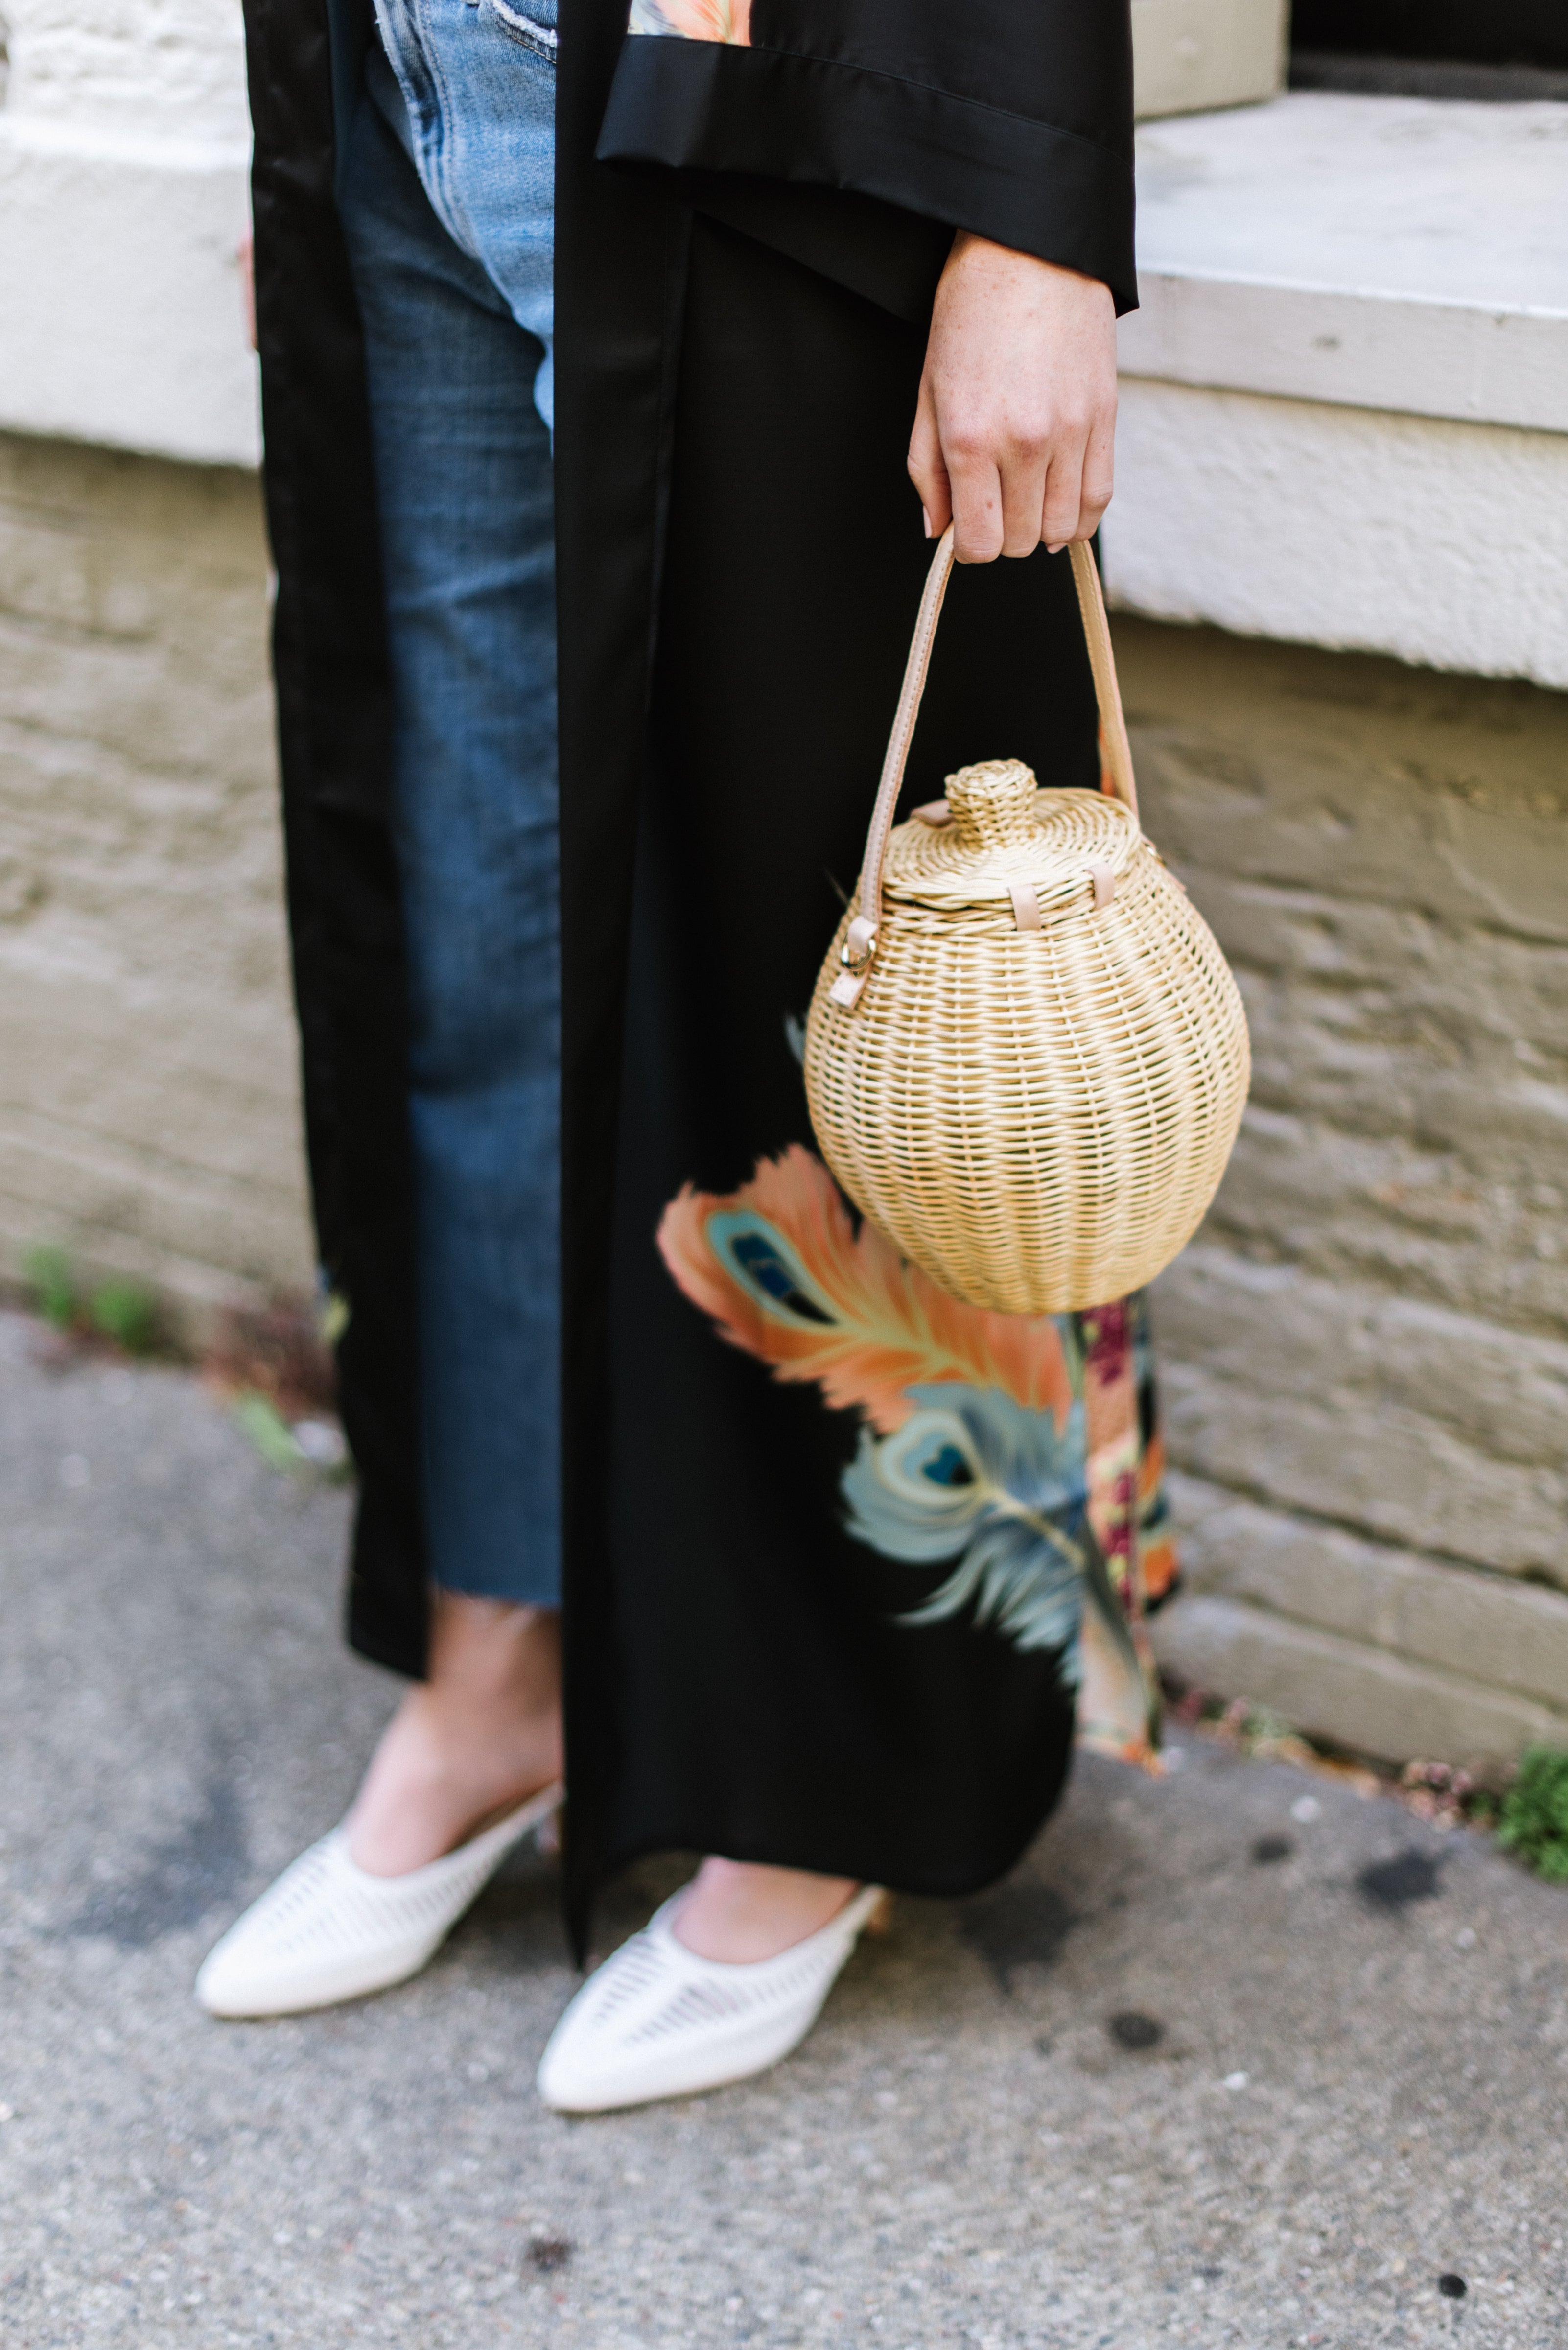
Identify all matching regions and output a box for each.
[597,36,1138,316]
[244,0,429,1679]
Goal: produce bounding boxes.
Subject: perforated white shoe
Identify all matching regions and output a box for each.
[536,1882,886,2113]
[196,1782,563,2019]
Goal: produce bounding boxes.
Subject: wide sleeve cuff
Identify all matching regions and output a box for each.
[596,35,1138,316]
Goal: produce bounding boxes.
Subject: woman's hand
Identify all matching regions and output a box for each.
[908,233,1118,564]
[239,232,257,351]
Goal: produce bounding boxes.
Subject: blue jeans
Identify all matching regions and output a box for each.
[337,2,561,1605]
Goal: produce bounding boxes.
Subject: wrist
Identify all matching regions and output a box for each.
[946,230,1108,297]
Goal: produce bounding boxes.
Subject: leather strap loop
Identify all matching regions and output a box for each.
[1068,539,1139,821]
[844,529,1140,980]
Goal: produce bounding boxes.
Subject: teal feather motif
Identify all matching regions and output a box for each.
[657,1145,1161,1759]
[843,1385,1092,1668]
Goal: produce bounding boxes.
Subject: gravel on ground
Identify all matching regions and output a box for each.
[1,1310,1564,2349]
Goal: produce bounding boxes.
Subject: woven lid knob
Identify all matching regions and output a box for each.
[943,760,1038,855]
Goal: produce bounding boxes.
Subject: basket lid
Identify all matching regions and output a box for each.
[883,761,1142,911]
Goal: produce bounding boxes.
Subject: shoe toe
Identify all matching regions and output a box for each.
[535,1941,661,2111]
[193,1935,255,2019]
[534,2024,605,2112]
[194,1833,407,2019]
[193,1792,562,2021]
[193,1898,285,2016]
[194,1898,328,2018]
[536,1889,884,2114]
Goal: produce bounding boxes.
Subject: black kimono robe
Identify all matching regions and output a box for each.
[242,0,1170,1950]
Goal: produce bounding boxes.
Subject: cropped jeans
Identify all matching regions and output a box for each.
[336,0,561,1604]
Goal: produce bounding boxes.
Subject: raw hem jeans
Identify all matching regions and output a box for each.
[336,0,561,1604]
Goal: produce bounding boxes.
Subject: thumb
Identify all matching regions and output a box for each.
[907,368,951,540]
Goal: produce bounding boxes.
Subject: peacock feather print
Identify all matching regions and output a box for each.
[657,1146,1167,1765]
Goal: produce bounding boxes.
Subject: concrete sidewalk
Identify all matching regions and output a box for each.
[1,1309,1564,2350]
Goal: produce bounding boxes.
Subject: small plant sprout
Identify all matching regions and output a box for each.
[89,1280,159,1356]
[1498,1747,1568,1884]
[23,1246,76,1330]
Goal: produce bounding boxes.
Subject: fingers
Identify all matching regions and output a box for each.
[999,430,1051,561]
[944,440,1006,564]
[911,240,1118,563]
[906,371,954,541]
[238,231,257,353]
[934,414,1038,564]
[947,426,1089,564]
[924,402,1108,564]
[1077,399,1117,540]
[1039,433,1087,556]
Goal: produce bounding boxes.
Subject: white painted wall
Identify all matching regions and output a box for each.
[1107,95,1568,692]
[3,0,250,138]
[0,0,258,464]
[2,27,1567,691]
[1111,383,1568,689]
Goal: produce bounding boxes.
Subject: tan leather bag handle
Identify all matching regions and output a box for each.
[830,528,1139,1007]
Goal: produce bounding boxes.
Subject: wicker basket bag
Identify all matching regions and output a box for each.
[803,528,1250,1314]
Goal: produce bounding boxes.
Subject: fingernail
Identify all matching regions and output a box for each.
[922,507,932,540]
[1046,542,1065,555]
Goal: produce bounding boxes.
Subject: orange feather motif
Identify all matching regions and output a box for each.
[657,1145,1076,1434]
[656,1144,1167,1771]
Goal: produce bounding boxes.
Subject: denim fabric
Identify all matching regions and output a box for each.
[337,59,561,1605]
[367,0,557,426]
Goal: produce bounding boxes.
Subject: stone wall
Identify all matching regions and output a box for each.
[0,431,314,1335]
[1120,612,1568,1773]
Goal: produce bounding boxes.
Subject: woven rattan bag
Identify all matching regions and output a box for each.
[803,527,1250,1314]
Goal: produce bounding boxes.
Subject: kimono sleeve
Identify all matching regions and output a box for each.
[594,0,1137,315]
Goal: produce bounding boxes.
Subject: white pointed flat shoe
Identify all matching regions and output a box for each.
[536,1881,886,2113]
[195,1781,563,2019]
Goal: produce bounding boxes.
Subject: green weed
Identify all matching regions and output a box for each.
[89,1279,159,1356]
[22,1248,160,1355]
[24,1245,77,1329]
[232,1391,312,1474]
[1498,1746,1568,1884]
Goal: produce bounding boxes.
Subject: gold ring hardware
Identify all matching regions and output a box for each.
[841,916,879,970]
